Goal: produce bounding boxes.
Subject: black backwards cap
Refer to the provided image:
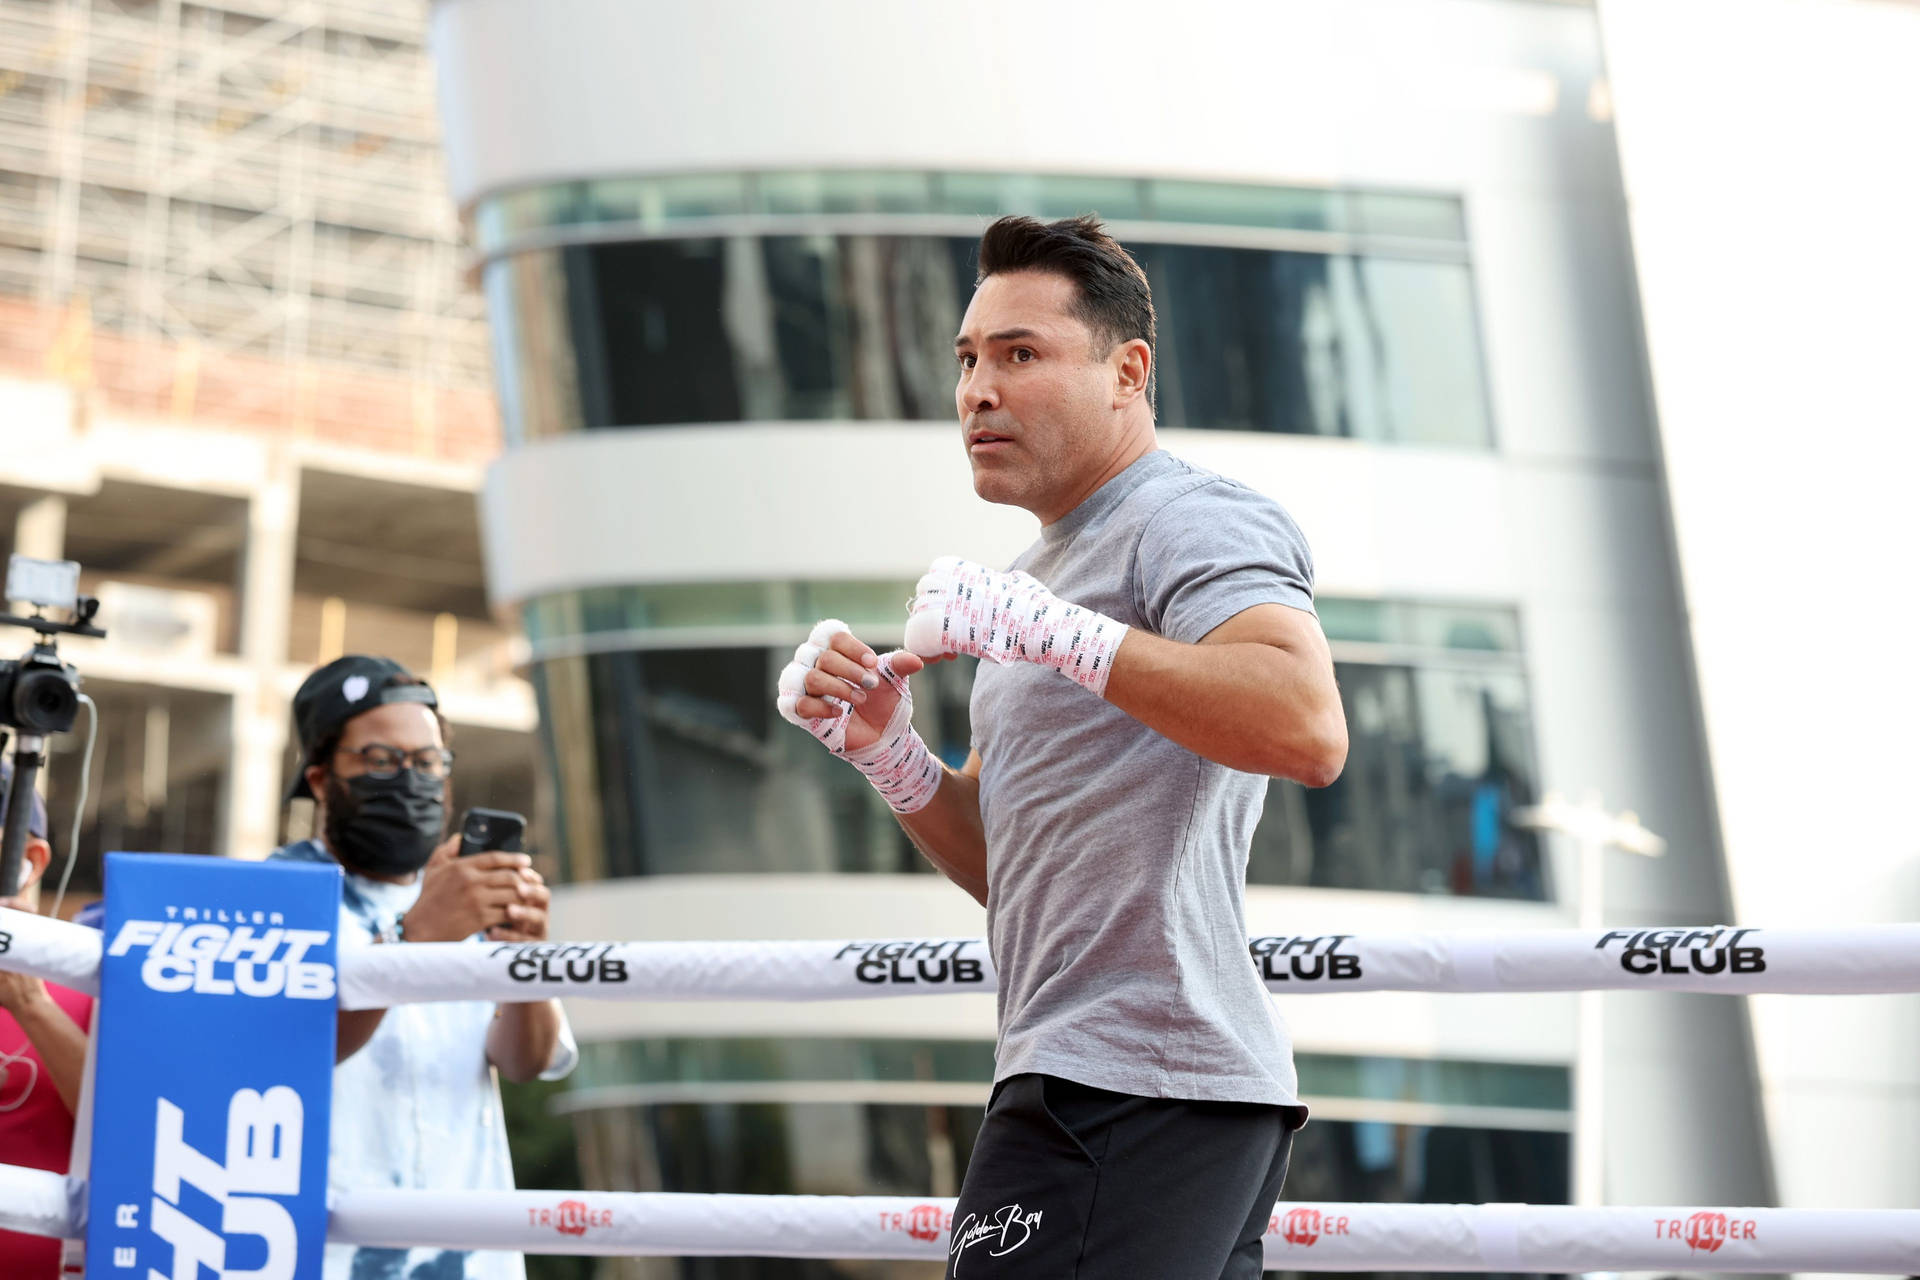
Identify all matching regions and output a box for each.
[287,655,438,801]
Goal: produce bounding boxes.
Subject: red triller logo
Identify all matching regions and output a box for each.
[1271,1207,1351,1247]
[879,1204,953,1243]
[527,1199,614,1236]
[1652,1211,1757,1253]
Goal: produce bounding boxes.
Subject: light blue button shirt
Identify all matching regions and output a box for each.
[270,840,578,1280]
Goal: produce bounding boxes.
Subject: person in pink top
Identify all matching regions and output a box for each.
[0,762,91,1279]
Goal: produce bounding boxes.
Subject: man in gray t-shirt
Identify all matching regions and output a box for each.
[776,215,1347,1279]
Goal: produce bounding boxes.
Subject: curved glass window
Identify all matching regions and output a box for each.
[473,170,1467,254]
[487,232,1492,447]
[529,587,1544,900]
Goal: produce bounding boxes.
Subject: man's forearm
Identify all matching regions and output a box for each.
[1105,631,1347,785]
[487,998,563,1084]
[336,1007,386,1063]
[13,996,86,1113]
[897,767,989,906]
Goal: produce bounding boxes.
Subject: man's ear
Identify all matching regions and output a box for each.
[304,763,329,803]
[19,836,51,892]
[1112,338,1151,408]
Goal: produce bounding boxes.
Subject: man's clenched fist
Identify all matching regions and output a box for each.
[775,619,942,813]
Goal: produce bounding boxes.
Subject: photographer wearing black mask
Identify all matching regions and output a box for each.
[272,655,574,1280]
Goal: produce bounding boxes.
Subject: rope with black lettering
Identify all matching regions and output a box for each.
[6,908,1919,1006]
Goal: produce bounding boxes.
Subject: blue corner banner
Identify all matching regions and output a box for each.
[87,852,340,1279]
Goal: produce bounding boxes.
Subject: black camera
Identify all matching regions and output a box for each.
[0,556,105,898]
[0,641,85,736]
[0,557,99,735]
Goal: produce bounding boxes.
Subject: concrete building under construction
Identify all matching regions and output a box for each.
[0,0,532,890]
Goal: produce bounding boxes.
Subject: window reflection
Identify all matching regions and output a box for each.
[1282,1117,1567,1206]
[489,234,1492,447]
[1254,664,1544,900]
[533,645,1541,900]
[1146,246,1492,445]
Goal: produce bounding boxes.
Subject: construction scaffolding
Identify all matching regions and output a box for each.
[0,0,496,459]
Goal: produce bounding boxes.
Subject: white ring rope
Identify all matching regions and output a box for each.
[11,905,1919,1272]
[9,908,1920,1007]
[0,905,109,994]
[5,1163,1917,1272]
[0,1163,79,1244]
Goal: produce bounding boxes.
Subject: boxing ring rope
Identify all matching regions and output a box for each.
[8,907,1920,1003]
[9,907,1920,1271]
[6,1161,1920,1271]
[0,907,112,994]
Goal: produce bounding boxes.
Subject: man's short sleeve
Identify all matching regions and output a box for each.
[541,1012,581,1081]
[1135,481,1316,645]
[335,902,375,946]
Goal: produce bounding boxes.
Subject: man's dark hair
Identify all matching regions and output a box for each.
[976,214,1156,391]
[303,673,451,776]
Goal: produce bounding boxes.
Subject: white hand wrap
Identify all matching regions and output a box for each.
[904,556,1130,697]
[775,619,942,815]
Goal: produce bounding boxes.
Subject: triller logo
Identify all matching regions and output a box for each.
[1652,1211,1758,1253]
[528,1200,613,1237]
[878,1204,953,1243]
[1273,1207,1351,1247]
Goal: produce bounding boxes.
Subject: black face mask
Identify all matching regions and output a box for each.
[324,769,445,878]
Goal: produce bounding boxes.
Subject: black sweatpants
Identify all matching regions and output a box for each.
[944,1073,1295,1279]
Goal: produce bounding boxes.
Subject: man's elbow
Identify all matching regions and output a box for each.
[495,1057,543,1086]
[1297,740,1347,789]
[488,1038,545,1085]
[1269,712,1347,788]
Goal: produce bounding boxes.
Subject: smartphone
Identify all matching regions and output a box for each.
[458,807,526,856]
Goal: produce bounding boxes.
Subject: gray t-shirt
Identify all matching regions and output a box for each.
[970,449,1314,1112]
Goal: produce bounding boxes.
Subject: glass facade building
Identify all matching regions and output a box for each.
[470,163,1573,1277]
[433,0,1788,1251]
[482,171,1544,903]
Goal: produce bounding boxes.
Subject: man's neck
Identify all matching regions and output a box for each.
[313,832,416,885]
[1039,424,1157,526]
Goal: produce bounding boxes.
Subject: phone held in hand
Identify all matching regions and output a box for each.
[458,807,526,857]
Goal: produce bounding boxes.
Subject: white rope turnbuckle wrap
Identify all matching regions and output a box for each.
[6,1167,1919,1273]
[9,908,1920,1007]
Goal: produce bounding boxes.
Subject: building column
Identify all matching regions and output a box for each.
[224,451,300,859]
[13,494,68,562]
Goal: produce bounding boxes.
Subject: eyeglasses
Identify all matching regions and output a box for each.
[334,743,455,780]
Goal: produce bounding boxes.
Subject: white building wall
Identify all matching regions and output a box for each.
[434,0,1777,1202]
[1597,0,1920,1212]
